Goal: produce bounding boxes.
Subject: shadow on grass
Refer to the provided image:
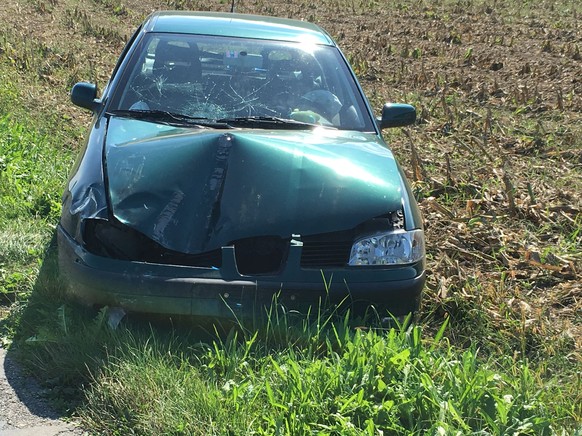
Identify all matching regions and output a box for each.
[0,232,89,431]
[2,232,81,399]
[1,229,417,432]
[1,231,248,418]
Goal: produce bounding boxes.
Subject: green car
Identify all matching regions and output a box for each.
[59,11,425,320]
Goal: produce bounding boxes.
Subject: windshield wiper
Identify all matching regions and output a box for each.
[217,116,335,129]
[108,109,231,129]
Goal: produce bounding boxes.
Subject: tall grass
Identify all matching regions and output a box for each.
[0,114,71,222]
[73,311,563,434]
[0,113,73,304]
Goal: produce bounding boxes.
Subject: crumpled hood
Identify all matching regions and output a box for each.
[105,117,403,254]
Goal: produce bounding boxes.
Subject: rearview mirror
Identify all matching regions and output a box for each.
[71,82,101,112]
[377,103,416,129]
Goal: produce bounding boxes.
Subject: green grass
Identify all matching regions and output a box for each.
[12,305,572,434]
[0,114,73,303]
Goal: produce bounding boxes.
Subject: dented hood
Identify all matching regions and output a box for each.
[105,117,403,254]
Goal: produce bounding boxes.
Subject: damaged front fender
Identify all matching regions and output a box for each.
[60,117,109,242]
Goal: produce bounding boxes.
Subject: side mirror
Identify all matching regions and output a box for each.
[71,82,101,112]
[377,103,416,129]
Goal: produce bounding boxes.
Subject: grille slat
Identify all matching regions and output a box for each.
[300,240,352,267]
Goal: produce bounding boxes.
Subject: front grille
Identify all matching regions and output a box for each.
[234,236,288,275]
[300,233,353,268]
[161,249,222,268]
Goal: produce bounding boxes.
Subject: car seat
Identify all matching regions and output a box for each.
[153,40,202,83]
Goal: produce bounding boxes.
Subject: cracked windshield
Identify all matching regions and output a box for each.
[111,34,374,131]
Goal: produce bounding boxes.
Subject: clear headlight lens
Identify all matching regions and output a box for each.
[348,229,425,266]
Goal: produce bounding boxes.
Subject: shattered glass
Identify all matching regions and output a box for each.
[109,34,374,131]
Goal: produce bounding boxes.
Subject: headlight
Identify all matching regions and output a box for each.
[348,229,425,265]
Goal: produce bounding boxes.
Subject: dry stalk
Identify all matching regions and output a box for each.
[483,108,492,140]
[468,136,495,163]
[527,182,536,205]
[440,85,455,125]
[404,128,426,182]
[445,152,454,186]
[556,88,564,110]
[501,160,517,217]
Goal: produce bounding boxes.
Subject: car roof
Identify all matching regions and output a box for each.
[143,11,335,46]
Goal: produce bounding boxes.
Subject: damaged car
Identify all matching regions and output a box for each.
[58,11,425,320]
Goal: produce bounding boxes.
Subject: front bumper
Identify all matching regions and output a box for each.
[57,224,425,320]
